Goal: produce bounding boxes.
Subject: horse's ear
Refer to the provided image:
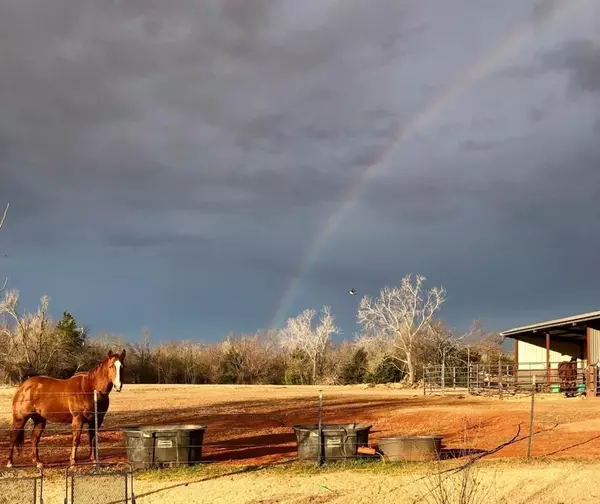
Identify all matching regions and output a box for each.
[120,349,126,361]
[108,350,114,358]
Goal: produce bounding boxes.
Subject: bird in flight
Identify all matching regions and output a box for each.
[348,288,357,295]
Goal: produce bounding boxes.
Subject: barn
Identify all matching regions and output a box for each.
[501,310,600,397]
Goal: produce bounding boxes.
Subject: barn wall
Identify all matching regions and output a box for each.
[517,337,583,370]
[588,328,600,364]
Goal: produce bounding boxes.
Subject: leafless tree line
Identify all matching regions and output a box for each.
[0,268,508,386]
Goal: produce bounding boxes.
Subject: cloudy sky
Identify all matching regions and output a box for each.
[0,0,599,342]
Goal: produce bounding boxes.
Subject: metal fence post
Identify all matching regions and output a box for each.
[94,390,100,468]
[498,359,503,399]
[441,359,445,395]
[527,375,536,460]
[317,390,323,467]
[467,348,471,393]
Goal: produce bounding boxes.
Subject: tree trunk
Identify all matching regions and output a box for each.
[406,350,415,384]
[312,356,317,384]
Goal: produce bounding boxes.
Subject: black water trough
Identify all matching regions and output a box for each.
[377,435,443,462]
[122,424,207,469]
[292,423,372,462]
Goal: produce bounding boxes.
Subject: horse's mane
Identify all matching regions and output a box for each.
[85,356,109,378]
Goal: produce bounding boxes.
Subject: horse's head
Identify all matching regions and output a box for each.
[106,349,126,392]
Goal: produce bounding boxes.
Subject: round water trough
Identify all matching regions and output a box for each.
[378,435,443,462]
[292,423,372,462]
[122,424,207,469]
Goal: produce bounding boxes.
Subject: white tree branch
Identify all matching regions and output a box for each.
[0,203,8,294]
[279,305,340,383]
[355,273,446,383]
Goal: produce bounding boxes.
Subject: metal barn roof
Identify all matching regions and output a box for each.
[501,310,600,338]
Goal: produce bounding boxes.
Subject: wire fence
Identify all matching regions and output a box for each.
[0,377,599,502]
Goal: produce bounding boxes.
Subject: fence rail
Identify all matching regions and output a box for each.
[424,361,596,397]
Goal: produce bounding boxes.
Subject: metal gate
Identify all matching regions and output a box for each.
[64,463,135,504]
[0,468,43,504]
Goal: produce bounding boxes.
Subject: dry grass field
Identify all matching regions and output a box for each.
[2,384,600,503]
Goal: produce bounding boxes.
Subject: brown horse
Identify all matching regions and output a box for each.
[557,356,578,397]
[6,349,126,468]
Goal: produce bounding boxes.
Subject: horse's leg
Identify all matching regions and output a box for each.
[6,415,28,468]
[30,416,47,469]
[87,423,95,462]
[70,415,84,467]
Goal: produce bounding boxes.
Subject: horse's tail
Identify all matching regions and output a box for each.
[11,382,29,455]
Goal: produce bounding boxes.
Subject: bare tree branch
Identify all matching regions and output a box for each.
[356,273,446,384]
[0,203,8,231]
[0,203,8,294]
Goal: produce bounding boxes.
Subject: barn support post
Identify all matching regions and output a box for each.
[586,327,596,398]
[545,332,551,391]
[513,338,519,386]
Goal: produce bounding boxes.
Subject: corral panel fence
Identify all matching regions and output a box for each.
[424,361,590,397]
[0,469,43,504]
[64,463,135,504]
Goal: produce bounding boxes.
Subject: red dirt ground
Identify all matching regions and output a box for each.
[2,384,600,469]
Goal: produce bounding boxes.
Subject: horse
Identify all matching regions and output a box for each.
[557,357,578,397]
[6,349,126,468]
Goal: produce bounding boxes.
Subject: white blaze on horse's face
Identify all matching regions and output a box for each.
[113,360,123,392]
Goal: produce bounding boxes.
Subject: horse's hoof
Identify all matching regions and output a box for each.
[6,462,12,469]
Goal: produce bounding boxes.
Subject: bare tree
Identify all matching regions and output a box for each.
[356,273,445,384]
[0,290,60,380]
[279,305,341,384]
[427,320,473,366]
[425,320,473,390]
[465,320,506,364]
[0,203,9,293]
[127,328,154,383]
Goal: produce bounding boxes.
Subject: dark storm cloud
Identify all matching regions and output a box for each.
[460,136,532,152]
[501,38,600,95]
[0,0,424,234]
[528,106,545,122]
[1,0,599,339]
[539,39,600,93]
[105,232,211,249]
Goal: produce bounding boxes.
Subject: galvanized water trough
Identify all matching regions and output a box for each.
[122,424,207,469]
[292,423,372,462]
[377,435,443,462]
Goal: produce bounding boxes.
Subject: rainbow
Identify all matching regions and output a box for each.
[269,0,588,329]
